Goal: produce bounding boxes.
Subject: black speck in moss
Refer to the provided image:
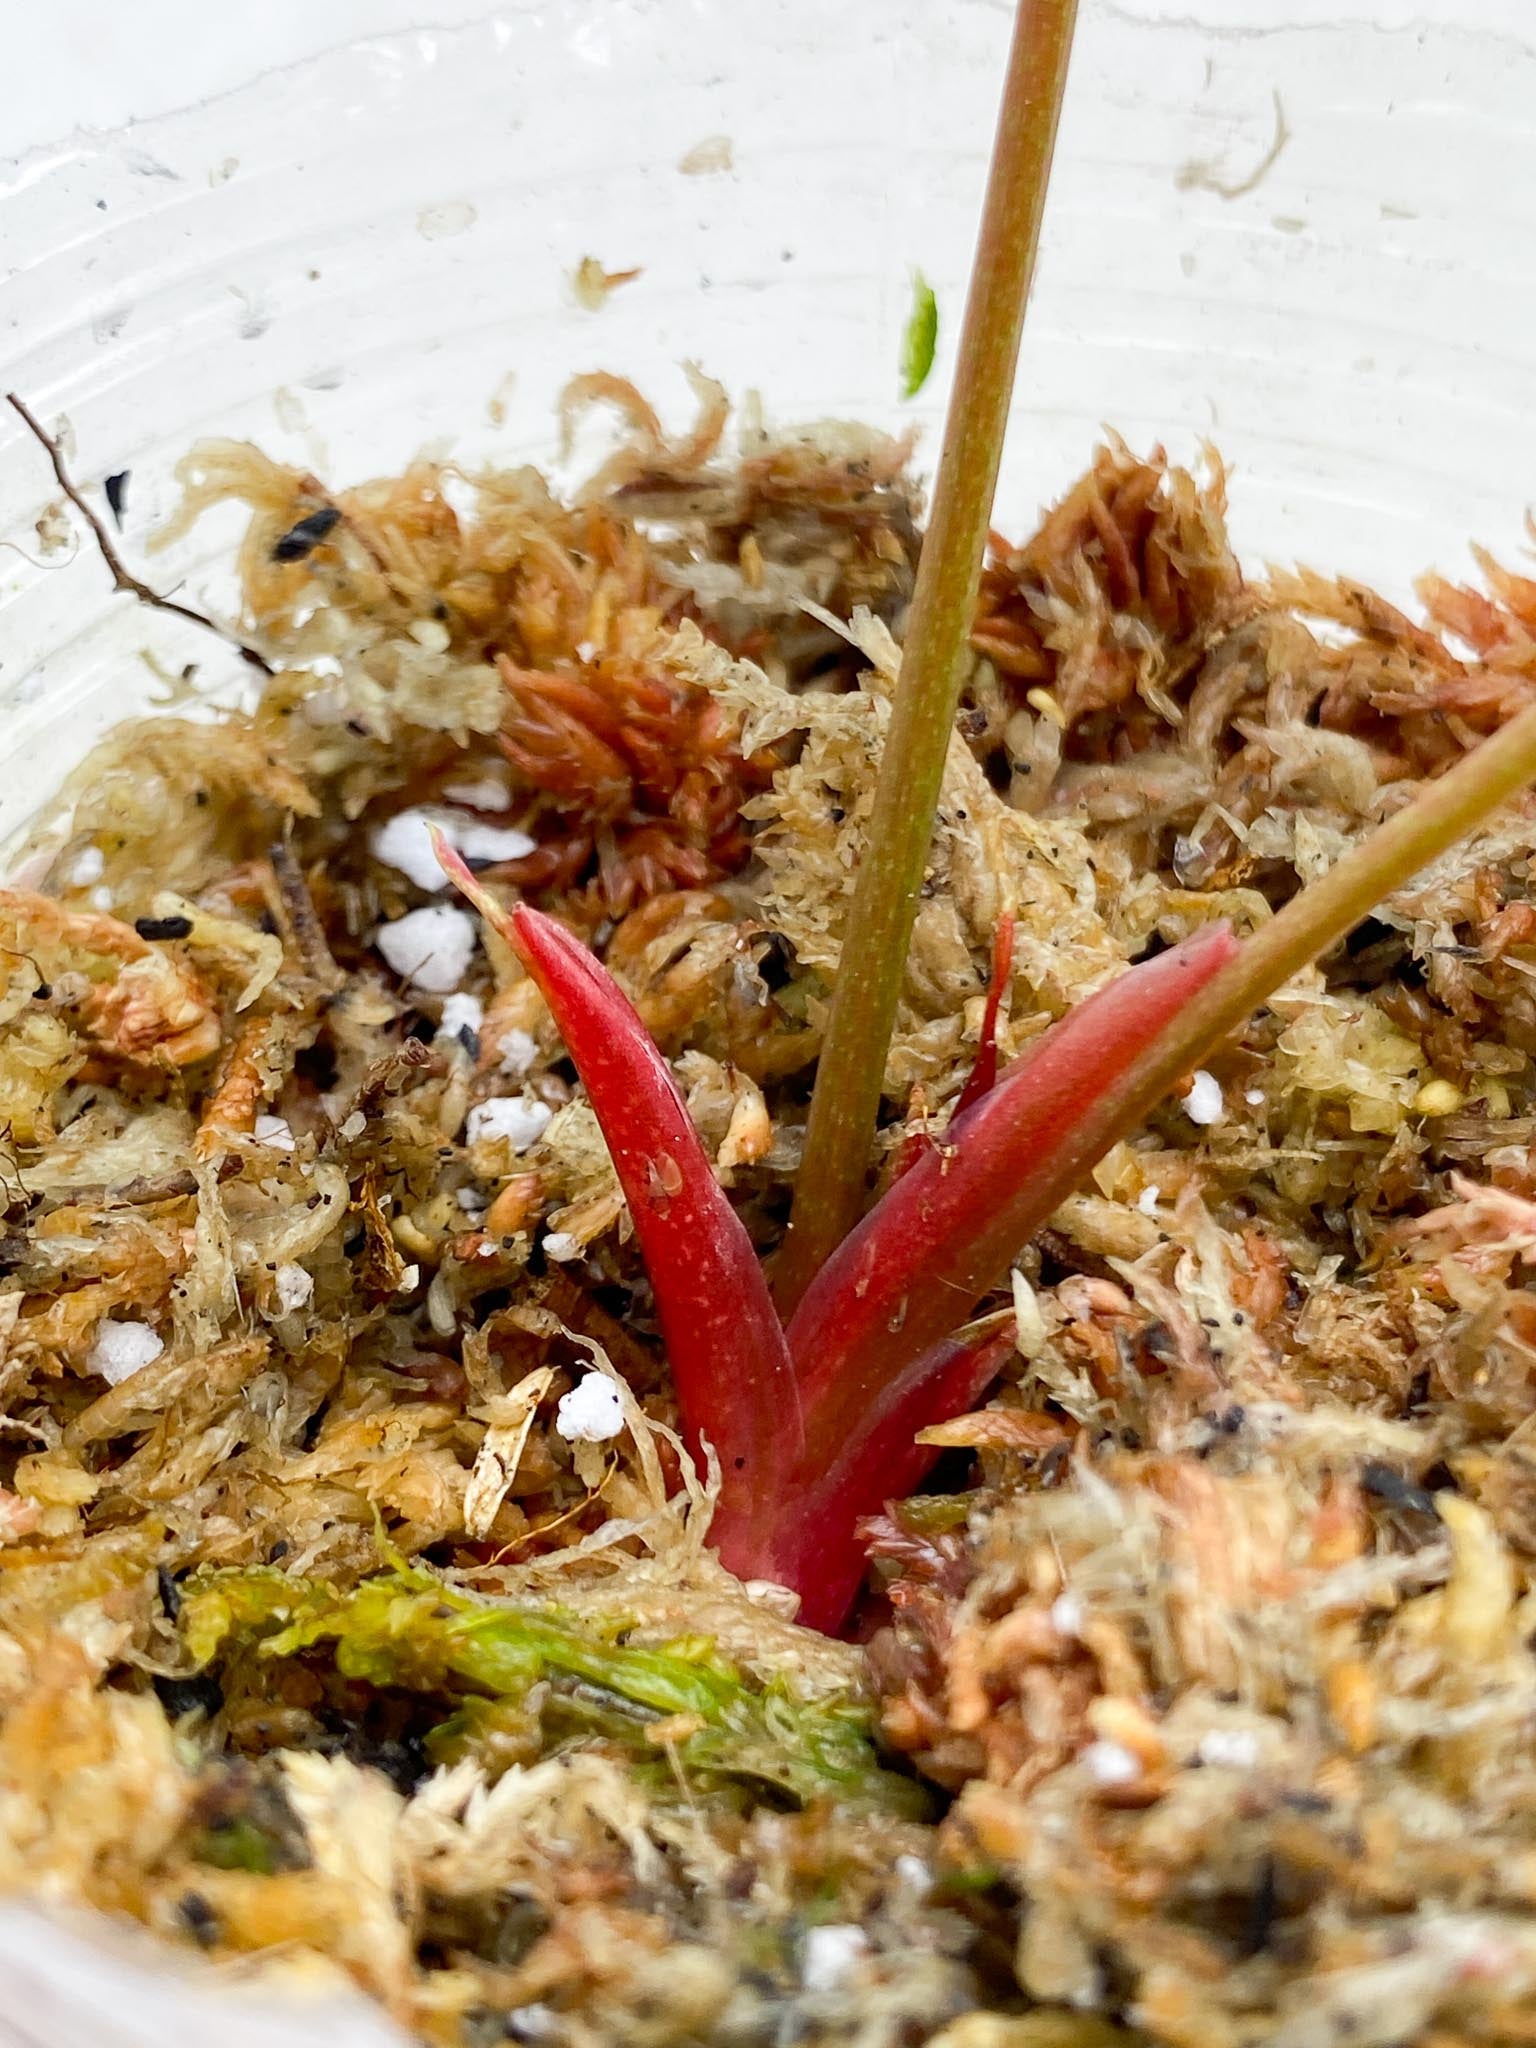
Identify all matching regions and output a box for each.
[271,505,341,562]
[134,914,194,941]
[178,1891,221,1949]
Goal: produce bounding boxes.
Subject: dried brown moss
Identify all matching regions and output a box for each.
[2,389,1536,2042]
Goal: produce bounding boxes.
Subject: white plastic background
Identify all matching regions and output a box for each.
[4,1,1536,849]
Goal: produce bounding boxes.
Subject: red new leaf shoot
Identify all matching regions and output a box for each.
[433,836,803,1567]
[954,910,1016,1118]
[787,924,1240,1457]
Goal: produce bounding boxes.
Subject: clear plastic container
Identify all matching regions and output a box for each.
[0,0,1533,2032]
[7,0,1536,859]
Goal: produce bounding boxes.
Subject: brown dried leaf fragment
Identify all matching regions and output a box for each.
[915,1409,1073,1453]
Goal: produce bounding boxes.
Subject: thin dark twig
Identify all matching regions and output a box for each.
[269,840,345,995]
[7,1152,244,1219]
[104,1157,243,1205]
[5,391,273,675]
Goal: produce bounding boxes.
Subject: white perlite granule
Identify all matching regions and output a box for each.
[441,777,512,811]
[1082,1739,1142,1786]
[370,808,464,892]
[254,1114,295,1152]
[1183,1069,1224,1126]
[375,905,477,993]
[541,1231,582,1263]
[454,818,537,865]
[554,1373,626,1443]
[496,1028,540,1077]
[1049,1591,1085,1638]
[800,1926,868,1992]
[439,991,485,1042]
[86,1320,164,1386]
[370,805,535,892]
[466,1095,553,1153]
[1198,1729,1259,1770]
[273,1264,314,1315]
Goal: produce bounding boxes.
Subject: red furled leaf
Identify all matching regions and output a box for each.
[787,923,1239,1457]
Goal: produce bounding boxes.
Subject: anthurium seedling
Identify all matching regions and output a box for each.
[439,693,1536,1630]
[436,0,1536,1630]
